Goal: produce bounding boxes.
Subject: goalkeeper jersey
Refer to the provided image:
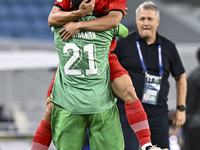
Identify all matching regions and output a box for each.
[50,14,119,114]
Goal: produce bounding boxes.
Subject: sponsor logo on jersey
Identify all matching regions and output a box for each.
[57,0,63,2]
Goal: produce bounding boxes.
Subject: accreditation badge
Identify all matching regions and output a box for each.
[142,74,162,105]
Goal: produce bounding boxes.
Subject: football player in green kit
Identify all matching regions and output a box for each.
[50,0,128,149]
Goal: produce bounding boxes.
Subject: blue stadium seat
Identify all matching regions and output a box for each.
[0,0,12,7]
[20,5,39,24]
[30,0,45,7]
[13,0,31,7]
[0,19,14,37]
[31,21,52,39]
[12,5,26,20]
[0,5,7,20]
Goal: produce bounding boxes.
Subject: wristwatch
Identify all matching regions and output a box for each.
[176,105,186,111]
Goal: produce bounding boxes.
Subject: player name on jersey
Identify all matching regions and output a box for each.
[73,31,96,39]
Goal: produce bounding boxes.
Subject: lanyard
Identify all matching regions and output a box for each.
[136,41,163,77]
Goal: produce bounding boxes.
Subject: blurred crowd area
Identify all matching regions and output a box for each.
[1,0,200,41]
[0,0,200,149]
[0,0,54,40]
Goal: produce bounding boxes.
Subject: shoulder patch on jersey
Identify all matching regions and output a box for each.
[57,0,63,2]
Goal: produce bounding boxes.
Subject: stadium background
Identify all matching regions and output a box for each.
[0,0,200,149]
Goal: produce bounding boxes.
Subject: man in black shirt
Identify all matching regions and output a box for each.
[113,1,187,150]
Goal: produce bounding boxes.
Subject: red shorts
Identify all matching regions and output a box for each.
[46,54,129,98]
[108,53,129,82]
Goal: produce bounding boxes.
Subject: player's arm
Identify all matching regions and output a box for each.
[77,0,127,31]
[175,73,187,107]
[48,0,95,27]
[59,11,123,40]
[172,73,187,128]
[78,11,123,31]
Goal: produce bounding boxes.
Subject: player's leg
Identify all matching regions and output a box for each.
[31,97,53,150]
[51,103,87,149]
[43,97,54,123]
[109,53,169,150]
[109,53,152,149]
[88,104,124,150]
[111,74,138,103]
[31,71,57,150]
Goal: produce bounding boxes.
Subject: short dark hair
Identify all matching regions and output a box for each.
[72,0,91,10]
[196,47,200,64]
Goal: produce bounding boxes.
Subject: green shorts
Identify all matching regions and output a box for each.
[51,104,124,150]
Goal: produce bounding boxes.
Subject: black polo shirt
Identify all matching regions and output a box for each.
[113,31,185,116]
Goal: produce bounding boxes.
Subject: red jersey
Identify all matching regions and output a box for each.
[54,0,126,51]
[54,0,126,18]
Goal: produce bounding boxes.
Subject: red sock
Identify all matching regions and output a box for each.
[31,120,52,150]
[125,99,151,147]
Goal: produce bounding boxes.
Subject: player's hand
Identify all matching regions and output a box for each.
[124,7,128,18]
[58,22,81,41]
[79,0,95,16]
[172,109,186,128]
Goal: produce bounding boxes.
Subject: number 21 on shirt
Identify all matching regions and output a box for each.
[63,43,100,77]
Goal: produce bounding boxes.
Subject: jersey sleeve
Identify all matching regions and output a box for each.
[116,23,129,38]
[108,0,127,17]
[54,0,73,11]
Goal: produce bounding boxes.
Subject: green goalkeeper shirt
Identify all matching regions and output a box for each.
[50,14,128,114]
